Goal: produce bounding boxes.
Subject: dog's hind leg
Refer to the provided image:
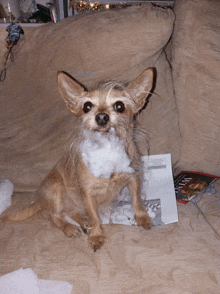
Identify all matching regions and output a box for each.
[45,183,81,237]
[50,213,81,237]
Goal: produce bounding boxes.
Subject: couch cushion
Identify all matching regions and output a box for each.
[0,191,220,293]
[0,4,179,191]
[172,0,220,176]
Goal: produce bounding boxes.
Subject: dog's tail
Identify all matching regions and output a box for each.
[1,201,42,222]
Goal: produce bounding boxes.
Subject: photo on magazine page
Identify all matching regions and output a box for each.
[174,171,219,204]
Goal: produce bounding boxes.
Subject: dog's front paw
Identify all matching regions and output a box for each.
[135,212,151,230]
[89,234,105,251]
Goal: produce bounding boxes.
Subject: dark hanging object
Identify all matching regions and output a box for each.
[5,22,24,44]
[0,23,24,82]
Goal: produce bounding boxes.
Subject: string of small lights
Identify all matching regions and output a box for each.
[69,0,173,14]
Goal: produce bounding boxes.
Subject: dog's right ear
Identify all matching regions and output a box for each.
[57,71,86,114]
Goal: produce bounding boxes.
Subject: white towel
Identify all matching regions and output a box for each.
[0,179,14,214]
[0,268,72,294]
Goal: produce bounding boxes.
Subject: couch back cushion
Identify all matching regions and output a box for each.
[172,0,220,176]
[0,4,179,190]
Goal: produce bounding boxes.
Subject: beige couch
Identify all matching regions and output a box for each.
[0,0,220,292]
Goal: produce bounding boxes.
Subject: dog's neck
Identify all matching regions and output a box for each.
[79,127,135,179]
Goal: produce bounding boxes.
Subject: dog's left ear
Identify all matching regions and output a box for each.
[127,68,154,112]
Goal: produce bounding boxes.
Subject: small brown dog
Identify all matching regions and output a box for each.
[3,68,154,251]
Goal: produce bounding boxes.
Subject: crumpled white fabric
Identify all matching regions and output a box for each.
[0,179,14,215]
[0,268,72,294]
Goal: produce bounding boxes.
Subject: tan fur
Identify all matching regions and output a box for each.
[2,68,154,251]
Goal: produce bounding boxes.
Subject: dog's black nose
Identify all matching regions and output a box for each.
[95,113,109,127]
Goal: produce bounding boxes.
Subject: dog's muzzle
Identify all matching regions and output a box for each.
[95,113,109,127]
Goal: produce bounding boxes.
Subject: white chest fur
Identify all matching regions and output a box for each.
[80,128,134,179]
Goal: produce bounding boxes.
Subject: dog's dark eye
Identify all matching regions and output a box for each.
[114,101,125,113]
[83,102,93,113]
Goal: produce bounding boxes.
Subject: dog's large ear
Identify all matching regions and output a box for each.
[57,71,86,114]
[127,68,154,112]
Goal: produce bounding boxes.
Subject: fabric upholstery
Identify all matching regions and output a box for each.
[171,0,220,176]
[0,4,179,191]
